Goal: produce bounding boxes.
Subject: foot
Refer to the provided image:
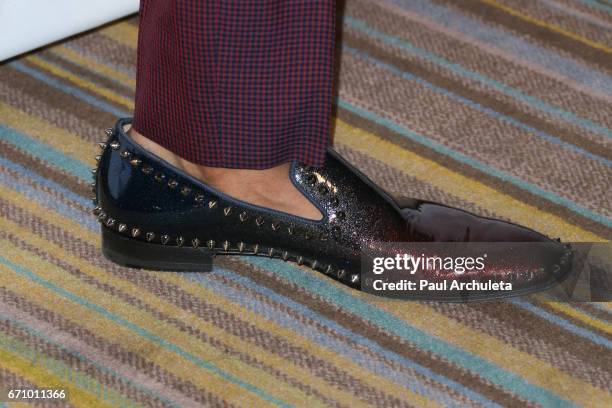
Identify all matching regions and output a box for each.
[128,127,322,220]
[95,118,572,297]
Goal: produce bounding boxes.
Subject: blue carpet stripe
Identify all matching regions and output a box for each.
[0,314,179,408]
[344,45,612,167]
[345,16,612,141]
[187,269,500,408]
[8,61,130,118]
[0,257,292,408]
[337,98,612,228]
[8,60,610,228]
[575,0,612,13]
[386,0,612,97]
[186,272,465,407]
[243,257,576,408]
[0,125,91,182]
[0,156,90,208]
[4,156,603,407]
[508,298,612,348]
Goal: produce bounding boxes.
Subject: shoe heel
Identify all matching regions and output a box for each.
[101,228,213,272]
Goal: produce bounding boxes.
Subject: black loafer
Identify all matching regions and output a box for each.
[93,118,571,297]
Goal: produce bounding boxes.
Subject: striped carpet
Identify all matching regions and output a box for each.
[1,0,611,406]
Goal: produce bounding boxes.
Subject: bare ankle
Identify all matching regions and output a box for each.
[126,127,321,220]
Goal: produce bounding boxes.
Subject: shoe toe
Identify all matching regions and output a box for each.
[393,196,571,290]
[394,196,552,243]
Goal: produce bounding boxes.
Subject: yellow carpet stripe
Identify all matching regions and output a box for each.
[5,69,602,245]
[99,22,139,48]
[155,272,439,408]
[24,55,134,110]
[50,45,136,89]
[0,185,435,407]
[50,30,604,242]
[0,193,385,408]
[0,233,325,408]
[297,266,610,406]
[369,295,611,406]
[0,241,278,408]
[334,121,604,241]
[533,294,612,335]
[0,346,110,408]
[0,103,95,167]
[0,185,92,246]
[481,0,612,53]
[0,168,438,406]
[0,194,383,408]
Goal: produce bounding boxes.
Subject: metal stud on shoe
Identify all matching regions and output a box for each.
[311,260,318,270]
[255,216,264,226]
[268,248,275,257]
[337,269,346,279]
[161,235,170,245]
[105,128,113,136]
[207,240,215,250]
[176,236,184,246]
[168,180,178,189]
[325,265,333,275]
[296,256,304,265]
[282,251,289,261]
[106,218,115,227]
[222,240,230,251]
[239,212,248,222]
[237,242,245,252]
[194,194,205,204]
[181,186,192,196]
[98,142,107,151]
[110,141,120,150]
[208,200,217,209]
[95,155,102,162]
[252,244,260,254]
[141,165,153,175]
[146,232,155,242]
[130,158,142,167]
[118,223,127,233]
[271,222,280,231]
[192,238,200,248]
[120,151,131,159]
[350,274,359,284]
[223,207,232,216]
[131,228,141,238]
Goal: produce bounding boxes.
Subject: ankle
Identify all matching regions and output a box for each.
[126,126,322,220]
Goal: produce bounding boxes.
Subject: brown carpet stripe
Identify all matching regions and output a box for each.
[1,1,611,406]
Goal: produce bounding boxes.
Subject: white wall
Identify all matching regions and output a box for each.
[0,0,139,61]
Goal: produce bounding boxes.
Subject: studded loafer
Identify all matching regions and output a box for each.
[93,118,571,298]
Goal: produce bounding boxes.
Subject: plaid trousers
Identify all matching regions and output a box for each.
[133,0,336,169]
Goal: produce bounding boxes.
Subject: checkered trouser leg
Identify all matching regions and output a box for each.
[133,0,335,169]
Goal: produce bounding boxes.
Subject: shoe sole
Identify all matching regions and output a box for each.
[102,228,572,302]
[102,228,214,272]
